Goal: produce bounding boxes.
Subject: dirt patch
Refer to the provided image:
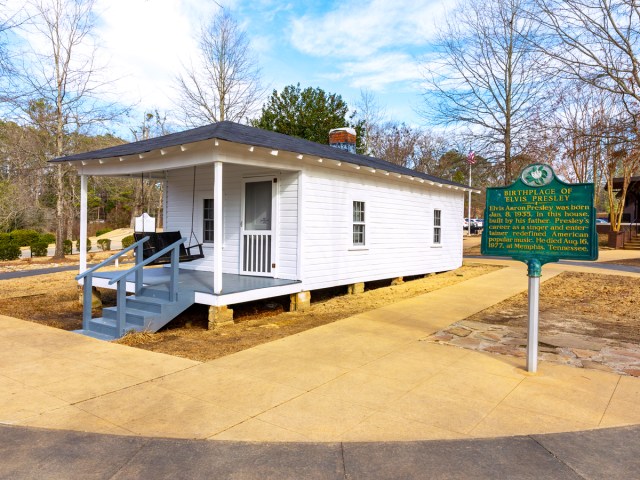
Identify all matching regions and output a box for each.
[466,271,640,343]
[0,263,499,361]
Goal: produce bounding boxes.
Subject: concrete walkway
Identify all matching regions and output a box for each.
[1,262,639,442]
[1,252,640,477]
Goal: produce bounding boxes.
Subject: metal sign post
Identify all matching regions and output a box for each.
[526,259,541,373]
[481,164,597,373]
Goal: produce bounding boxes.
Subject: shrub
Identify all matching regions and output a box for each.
[39,233,56,244]
[10,229,40,247]
[96,227,113,237]
[76,238,91,253]
[121,235,134,249]
[63,239,73,255]
[97,238,111,251]
[30,241,49,257]
[0,238,20,261]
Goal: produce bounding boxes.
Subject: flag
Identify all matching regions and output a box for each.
[467,150,476,165]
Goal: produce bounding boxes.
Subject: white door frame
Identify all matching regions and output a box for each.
[240,175,278,276]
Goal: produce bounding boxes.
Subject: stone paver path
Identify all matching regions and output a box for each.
[428,320,640,377]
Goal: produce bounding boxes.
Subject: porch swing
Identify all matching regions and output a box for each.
[133,167,205,265]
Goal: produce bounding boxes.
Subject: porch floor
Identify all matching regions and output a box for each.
[93,267,301,296]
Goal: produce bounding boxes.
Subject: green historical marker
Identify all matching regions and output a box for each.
[481,164,598,372]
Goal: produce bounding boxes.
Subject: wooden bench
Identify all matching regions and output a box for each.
[133,231,204,265]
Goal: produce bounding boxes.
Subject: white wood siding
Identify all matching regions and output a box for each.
[300,167,463,290]
[277,171,299,279]
[165,164,299,278]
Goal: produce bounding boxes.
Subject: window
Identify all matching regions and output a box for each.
[203,199,214,243]
[433,209,442,244]
[353,201,366,246]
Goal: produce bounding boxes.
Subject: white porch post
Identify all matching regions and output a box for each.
[79,174,88,273]
[214,161,223,294]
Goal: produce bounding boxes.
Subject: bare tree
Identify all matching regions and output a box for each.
[421,0,550,183]
[128,110,169,228]
[533,0,640,231]
[601,120,640,232]
[548,83,610,206]
[13,0,126,258]
[533,0,640,119]
[174,10,264,126]
[353,89,385,155]
[367,122,422,168]
[413,131,450,175]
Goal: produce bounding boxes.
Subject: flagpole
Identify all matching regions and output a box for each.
[467,150,474,236]
[468,161,472,236]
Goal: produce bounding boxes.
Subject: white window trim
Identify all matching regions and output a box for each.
[349,198,369,251]
[433,208,442,246]
[195,190,216,248]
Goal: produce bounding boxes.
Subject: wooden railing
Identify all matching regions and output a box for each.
[242,232,272,274]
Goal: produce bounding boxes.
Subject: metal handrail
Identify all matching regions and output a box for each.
[75,236,149,281]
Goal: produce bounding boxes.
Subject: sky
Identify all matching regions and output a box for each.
[4,0,453,139]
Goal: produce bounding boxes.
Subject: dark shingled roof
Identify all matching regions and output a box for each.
[51,121,469,189]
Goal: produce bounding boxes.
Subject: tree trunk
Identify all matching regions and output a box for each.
[53,164,65,259]
[129,180,144,228]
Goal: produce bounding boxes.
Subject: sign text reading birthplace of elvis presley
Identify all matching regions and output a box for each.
[481,164,598,271]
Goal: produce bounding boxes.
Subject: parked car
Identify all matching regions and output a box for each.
[473,218,484,229]
[595,218,608,224]
[464,218,480,233]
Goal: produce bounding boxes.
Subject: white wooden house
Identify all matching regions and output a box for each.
[52,122,475,340]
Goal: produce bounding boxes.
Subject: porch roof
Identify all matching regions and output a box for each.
[49,121,471,190]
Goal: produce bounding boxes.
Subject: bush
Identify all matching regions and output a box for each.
[121,235,134,249]
[10,229,40,247]
[97,238,111,251]
[76,238,91,253]
[39,233,55,244]
[0,238,20,261]
[96,227,113,237]
[30,241,49,257]
[63,239,73,255]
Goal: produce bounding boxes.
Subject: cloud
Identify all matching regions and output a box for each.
[93,0,220,112]
[329,52,422,91]
[285,0,450,99]
[289,0,447,58]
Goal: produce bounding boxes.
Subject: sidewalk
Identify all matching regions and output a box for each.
[1,263,639,443]
[2,259,640,477]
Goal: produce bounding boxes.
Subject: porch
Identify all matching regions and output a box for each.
[72,233,304,340]
[92,267,302,306]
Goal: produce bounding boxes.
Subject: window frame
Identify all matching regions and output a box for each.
[352,200,366,248]
[202,197,214,244]
[433,208,442,245]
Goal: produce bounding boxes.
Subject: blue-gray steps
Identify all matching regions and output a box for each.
[74,287,195,341]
